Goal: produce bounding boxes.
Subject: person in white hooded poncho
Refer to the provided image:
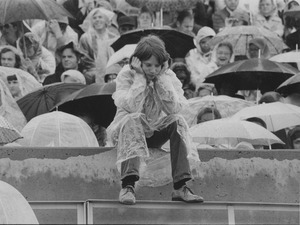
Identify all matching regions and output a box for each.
[185,26,216,90]
[107,35,203,205]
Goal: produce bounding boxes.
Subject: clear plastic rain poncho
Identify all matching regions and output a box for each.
[107,65,199,168]
[0,66,42,99]
[18,111,99,147]
[0,79,27,132]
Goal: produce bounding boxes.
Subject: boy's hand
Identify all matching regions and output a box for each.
[130,57,144,75]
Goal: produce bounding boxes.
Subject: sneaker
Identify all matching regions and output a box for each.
[119,185,136,205]
[172,185,204,203]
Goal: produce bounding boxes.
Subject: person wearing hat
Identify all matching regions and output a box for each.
[104,63,122,83]
[43,42,94,85]
[79,7,118,84]
[31,16,78,57]
[117,15,137,35]
[185,26,216,90]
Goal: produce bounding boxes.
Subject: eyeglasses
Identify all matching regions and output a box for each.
[0,24,11,30]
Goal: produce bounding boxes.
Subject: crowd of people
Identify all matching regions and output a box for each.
[0,0,300,205]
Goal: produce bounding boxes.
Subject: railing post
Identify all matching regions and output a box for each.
[228,205,235,225]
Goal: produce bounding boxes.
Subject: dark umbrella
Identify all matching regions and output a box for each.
[111,28,195,59]
[17,83,86,122]
[51,82,117,128]
[204,58,298,92]
[276,73,300,96]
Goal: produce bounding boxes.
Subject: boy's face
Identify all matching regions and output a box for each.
[225,0,239,11]
[199,36,213,53]
[1,51,16,68]
[177,17,194,34]
[141,55,162,81]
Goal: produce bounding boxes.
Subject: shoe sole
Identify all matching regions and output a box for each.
[172,197,204,203]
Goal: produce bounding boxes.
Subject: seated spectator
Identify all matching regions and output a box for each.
[137,6,155,29]
[117,15,137,35]
[282,0,300,39]
[79,7,117,83]
[197,106,222,124]
[212,0,249,33]
[253,0,284,37]
[185,26,216,89]
[43,42,94,85]
[31,17,78,57]
[18,32,56,83]
[104,64,122,83]
[6,75,22,100]
[247,38,270,59]
[173,10,196,36]
[196,83,218,97]
[0,46,23,69]
[0,21,30,47]
[285,18,300,50]
[288,126,300,149]
[60,69,86,84]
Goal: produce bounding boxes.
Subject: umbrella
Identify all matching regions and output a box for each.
[52,82,117,128]
[284,6,300,19]
[17,111,99,147]
[106,44,137,68]
[231,102,300,132]
[190,118,284,148]
[276,73,300,96]
[0,0,74,25]
[204,58,298,91]
[0,115,22,145]
[208,26,288,57]
[111,28,195,59]
[17,82,86,122]
[269,51,300,70]
[180,95,255,127]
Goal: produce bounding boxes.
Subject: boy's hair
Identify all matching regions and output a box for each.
[131,35,170,65]
[0,46,22,68]
[176,10,194,24]
[217,41,234,57]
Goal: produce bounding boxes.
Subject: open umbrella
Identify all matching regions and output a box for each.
[269,51,300,69]
[18,111,99,147]
[190,118,284,148]
[0,115,22,145]
[111,28,195,59]
[106,44,137,68]
[180,95,255,127]
[276,73,300,96]
[231,102,300,132]
[17,83,85,122]
[204,58,298,91]
[284,5,300,19]
[208,26,288,57]
[0,0,74,25]
[52,82,117,128]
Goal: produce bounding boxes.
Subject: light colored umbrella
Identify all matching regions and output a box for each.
[107,44,137,68]
[0,181,38,224]
[269,51,300,70]
[0,115,22,145]
[180,95,254,127]
[0,0,73,25]
[18,111,99,147]
[284,5,300,19]
[231,102,300,132]
[276,73,300,96]
[208,26,288,57]
[190,118,284,148]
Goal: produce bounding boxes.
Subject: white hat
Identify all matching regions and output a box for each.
[61,70,86,85]
[194,26,216,45]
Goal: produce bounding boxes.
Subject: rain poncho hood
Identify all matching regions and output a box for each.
[193,26,216,55]
[248,37,270,59]
[61,69,86,85]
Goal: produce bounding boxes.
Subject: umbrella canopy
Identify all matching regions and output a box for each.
[125,0,199,12]
[180,95,255,127]
[17,82,86,122]
[276,73,300,96]
[190,118,284,148]
[52,82,117,128]
[204,58,298,91]
[231,102,300,132]
[284,5,300,19]
[0,0,73,25]
[106,44,137,68]
[208,26,288,57]
[269,51,300,70]
[18,111,99,147]
[0,115,22,145]
[0,181,38,224]
[111,28,195,59]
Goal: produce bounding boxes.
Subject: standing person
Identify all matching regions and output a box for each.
[79,7,118,83]
[212,0,249,33]
[185,26,216,90]
[107,35,203,205]
[253,0,284,37]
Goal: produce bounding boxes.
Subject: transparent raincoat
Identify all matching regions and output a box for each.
[107,65,199,168]
[0,79,27,132]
